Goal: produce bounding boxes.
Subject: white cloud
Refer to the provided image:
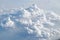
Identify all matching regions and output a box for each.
[0,4,60,40]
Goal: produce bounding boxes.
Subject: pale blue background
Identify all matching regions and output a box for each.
[0,0,60,14]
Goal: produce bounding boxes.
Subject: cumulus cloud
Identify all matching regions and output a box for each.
[0,4,60,40]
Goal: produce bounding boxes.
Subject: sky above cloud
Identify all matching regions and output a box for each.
[0,0,60,14]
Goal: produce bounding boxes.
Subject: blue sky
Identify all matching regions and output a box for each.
[0,0,33,9]
[0,0,60,14]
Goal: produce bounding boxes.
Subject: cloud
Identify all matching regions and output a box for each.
[0,4,60,40]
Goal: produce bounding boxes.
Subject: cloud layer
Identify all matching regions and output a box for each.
[0,4,60,40]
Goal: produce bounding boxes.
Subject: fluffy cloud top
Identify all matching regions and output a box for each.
[0,4,60,40]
